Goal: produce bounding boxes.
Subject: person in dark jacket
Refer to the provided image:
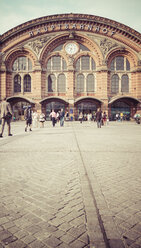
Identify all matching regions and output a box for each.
[60,108,65,127]
[24,106,32,132]
[96,108,102,128]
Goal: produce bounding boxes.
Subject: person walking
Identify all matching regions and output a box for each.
[32,110,39,128]
[0,97,13,137]
[49,109,57,127]
[24,106,32,132]
[59,108,65,127]
[39,112,46,128]
[79,112,83,123]
[96,108,102,128]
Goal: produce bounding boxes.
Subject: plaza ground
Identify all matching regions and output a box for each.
[0,120,141,248]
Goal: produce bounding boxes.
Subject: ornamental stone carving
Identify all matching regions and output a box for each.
[87,34,118,57]
[26,36,53,56]
[99,38,118,56]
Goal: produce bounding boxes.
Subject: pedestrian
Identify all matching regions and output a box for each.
[65,111,69,121]
[49,109,57,127]
[39,112,46,128]
[96,108,102,128]
[0,97,13,137]
[24,105,32,132]
[32,110,39,128]
[59,108,65,127]
[103,112,107,125]
[79,112,83,123]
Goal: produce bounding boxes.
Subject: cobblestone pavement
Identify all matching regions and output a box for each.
[0,121,141,248]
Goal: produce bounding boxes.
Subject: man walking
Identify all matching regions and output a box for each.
[0,97,13,137]
[96,108,102,128]
[60,108,65,127]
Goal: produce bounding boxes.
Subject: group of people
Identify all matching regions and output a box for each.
[49,109,65,127]
[78,109,108,128]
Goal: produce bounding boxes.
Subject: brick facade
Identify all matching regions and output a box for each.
[0,13,141,120]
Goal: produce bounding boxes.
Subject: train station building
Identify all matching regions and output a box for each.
[0,13,141,120]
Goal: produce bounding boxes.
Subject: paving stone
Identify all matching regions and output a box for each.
[43,235,62,247]
[1,121,141,248]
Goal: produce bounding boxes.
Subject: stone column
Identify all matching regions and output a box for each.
[0,62,7,99]
[67,56,75,120]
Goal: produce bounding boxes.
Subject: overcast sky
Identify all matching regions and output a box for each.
[0,0,141,35]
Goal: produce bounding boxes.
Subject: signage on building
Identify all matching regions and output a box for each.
[29,22,116,37]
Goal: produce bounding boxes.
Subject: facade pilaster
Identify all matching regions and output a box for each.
[0,62,7,100]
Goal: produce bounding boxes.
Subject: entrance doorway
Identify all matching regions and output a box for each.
[45,101,66,120]
[110,101,130,120]
[75,99,101,120]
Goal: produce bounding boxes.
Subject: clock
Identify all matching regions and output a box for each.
[65,42,79,55]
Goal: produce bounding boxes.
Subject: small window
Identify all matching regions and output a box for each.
[58,74,66,92]
[12,57,32,71]
[14,75,21,92]
[24,74,31,92]
[111,74,119,93]
[121,74,129,92]
[77,74,84,92]
[126,59,130,71]
[116,56,124,70]
[87,74,95,92]
[81,56,90,70]
[52,56,61,70]
[48,74,56,92]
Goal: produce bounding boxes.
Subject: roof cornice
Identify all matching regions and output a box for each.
[0,13,141,44]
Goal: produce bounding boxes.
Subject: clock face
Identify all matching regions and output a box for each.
[65,43,78,55]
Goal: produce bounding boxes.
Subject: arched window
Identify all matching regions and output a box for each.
[121,74,129,92]
[24,74,31,92]
[77,74,84,92]
[110,56,130,71]
[48,74,56,92]
[12,57,32,71]
[47,56,67,71]
[58,74,66,92]
[76,56,96,71]
[111,74,119,93]
[14,75,21,92]
[87,74,95,92]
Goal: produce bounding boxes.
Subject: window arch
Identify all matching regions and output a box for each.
[58,74,66,92]
[48,74,56,92]
[14,75,21,93]
[77,74,84,93]
[87,74,95,92]
[24,75,31,92]
[121,74,129,93]
[111,74,119,93]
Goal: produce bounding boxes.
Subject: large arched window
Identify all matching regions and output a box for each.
[12,57,32,71]
[110,56,130,94]
[86,74,95,92]
[77,74,84,93]
[14,75,21,93]
[76,56,96,71]
[110,56,130,71]
[121,74,129,93]
[58,74,66,92]
[24,75,31,92]
[47,56,67,71]
[12,56,32,94]
[48,74,56,92]
[111,74,119,93]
